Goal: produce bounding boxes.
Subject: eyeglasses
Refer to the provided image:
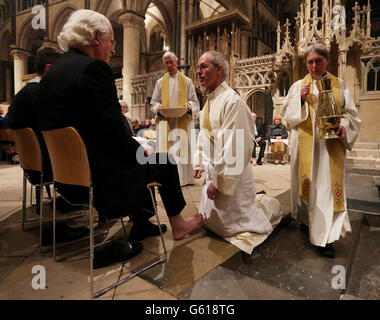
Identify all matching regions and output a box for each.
[111,40,116,50]
[307,58,325,65]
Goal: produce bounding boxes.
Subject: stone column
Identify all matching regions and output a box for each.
[5,67,11,103]
[119,12,145,114]
[180,0,186,63]
[189,0,194,24]
[10,49,30,94]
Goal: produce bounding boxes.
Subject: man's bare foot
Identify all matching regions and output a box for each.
[170,213,203,240]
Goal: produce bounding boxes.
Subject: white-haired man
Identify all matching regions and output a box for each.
[194,51,281,252]
[151,51,200,186]
[119,100,133,136]
[37,10,202,268]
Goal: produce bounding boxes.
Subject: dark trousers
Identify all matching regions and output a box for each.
[252,139,266,161]
[55,152,186,222]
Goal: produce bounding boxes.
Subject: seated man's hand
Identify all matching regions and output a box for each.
[256,137,262,143]
[335,125,346,139]
[193,169,204,179]
[207,182,218,200]
[276,136,282,140]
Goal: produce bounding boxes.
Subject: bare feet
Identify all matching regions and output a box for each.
[169,213,203,240]
[251,158,257,166]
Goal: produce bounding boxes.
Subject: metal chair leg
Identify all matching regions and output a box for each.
[89,186,94,298]
[39,181,43,250]
[22,173,27,231]
[148,186,167,258]
[53,185,57,261]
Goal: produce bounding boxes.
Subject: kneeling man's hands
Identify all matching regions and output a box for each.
[207,183,218,200]
[193,169,204,179]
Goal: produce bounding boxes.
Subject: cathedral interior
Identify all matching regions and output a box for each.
[1,0,380,143]
[0,1,379,301]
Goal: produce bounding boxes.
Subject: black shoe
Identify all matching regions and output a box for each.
[48,197,82,214]
[256,190,267,195]
[317,243,335,258]
[300,223,309,234]
[41,223,90,246]
[93,239,143,269]
[129,220,168,242]
[257,160,263,165]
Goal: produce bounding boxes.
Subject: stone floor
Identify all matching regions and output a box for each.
[0,161,379,300]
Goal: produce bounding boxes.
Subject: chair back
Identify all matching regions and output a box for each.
[0,129,14,142]
[12,128,41,171]
[42,127,90,187]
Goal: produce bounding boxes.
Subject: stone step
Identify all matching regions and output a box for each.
[346,157,380,169]
[353,142,380,150]
[348,149,380,159]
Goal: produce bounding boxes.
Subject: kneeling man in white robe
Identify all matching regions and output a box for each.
[193,51,284,254]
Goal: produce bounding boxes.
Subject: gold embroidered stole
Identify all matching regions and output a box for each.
[160,72,188,155]
[202,99,214,145]
[298,72,346,212]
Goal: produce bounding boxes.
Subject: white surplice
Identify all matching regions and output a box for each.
[194,81,283,253]
[281,78,361,247]
[151,72,200,186]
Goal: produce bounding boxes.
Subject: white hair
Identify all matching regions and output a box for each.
[58,9,111,52]
[204,51,229,79]
[162,51,178,62]
[119,100,129,113]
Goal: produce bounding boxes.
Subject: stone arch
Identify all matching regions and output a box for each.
[245,88,272,125]
[95,0,116,16]
[251,72,264,86]
[50,4,77,42]
[364,56,380,92]
[18,15,46,50]
[277,70,290,97]
[148,1,173,48]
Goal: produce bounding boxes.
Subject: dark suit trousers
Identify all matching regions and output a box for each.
[252,139,266,161]
[54,152,186,222]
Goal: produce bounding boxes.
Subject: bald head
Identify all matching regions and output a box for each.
[252,113,257,122]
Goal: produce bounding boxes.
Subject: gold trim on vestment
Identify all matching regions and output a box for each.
[298,72,346,212]
[160,72,189,156]
[202,99,214,145]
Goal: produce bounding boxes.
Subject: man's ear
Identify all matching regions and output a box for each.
[93,30,101,46]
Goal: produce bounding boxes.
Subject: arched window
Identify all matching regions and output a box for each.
[366,59,380,92]
[278,71,290,97]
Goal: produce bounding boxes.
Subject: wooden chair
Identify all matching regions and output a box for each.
[42,127,167,299]
[11,128,53,248]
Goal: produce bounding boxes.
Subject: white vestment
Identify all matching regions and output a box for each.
[151,72,200,186]
[281,78,361,247]
[194,82,283,254]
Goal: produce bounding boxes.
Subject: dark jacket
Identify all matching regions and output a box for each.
[254,122,266,140]
[267,123,288,140]
[37,48,150,219]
